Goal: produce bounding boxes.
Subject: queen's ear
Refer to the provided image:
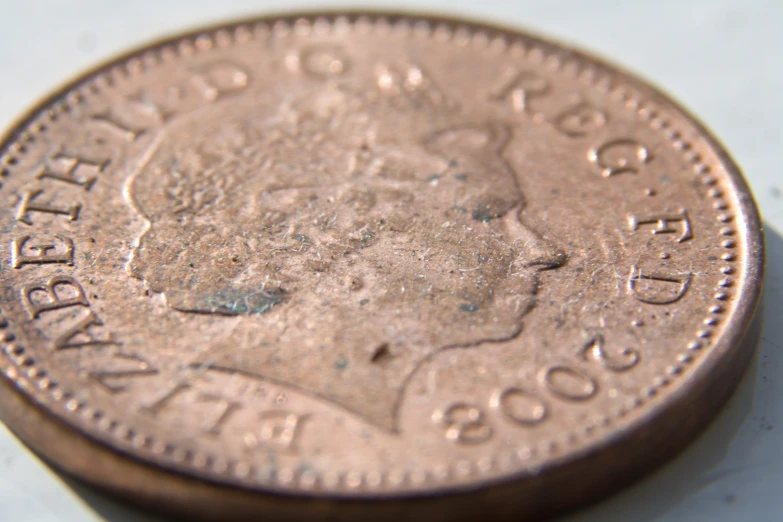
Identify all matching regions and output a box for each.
[424,121,511,155]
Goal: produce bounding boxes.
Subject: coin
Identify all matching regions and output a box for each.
[0,11,764,522]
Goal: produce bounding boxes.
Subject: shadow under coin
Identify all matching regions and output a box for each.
[62,476,168,522]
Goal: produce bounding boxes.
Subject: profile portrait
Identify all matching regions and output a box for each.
[127,67,565,431]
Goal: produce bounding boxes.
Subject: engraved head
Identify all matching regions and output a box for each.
[127,81,565,431]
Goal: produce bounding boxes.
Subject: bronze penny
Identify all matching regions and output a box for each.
[0,11,764,522]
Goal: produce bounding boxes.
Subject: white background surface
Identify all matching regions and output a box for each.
[1,1,781,521]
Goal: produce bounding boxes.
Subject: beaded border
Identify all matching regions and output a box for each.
[0,14,745,494]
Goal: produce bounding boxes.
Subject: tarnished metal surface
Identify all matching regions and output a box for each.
[0,12,764,521]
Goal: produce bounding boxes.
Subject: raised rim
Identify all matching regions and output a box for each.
[0,9,766,520]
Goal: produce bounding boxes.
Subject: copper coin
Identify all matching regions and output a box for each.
[0,11,764,522]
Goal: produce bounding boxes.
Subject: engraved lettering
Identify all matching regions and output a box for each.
[432,402,492,444]
[89,352,158,393]
[542,366,598,401]
[628,265,691,305]
[491,70,550,112]
[95,88,184,139]
[190,61,250,101]
[553,101,607,138]
[142,382,190,416]
[244,411,309,451]
[11,235,74,269]
[198,393,242,436]
[15,189,80,226]
[490,387,547,426]
[298,46,348,78]
[91,110,147,142]
[53,310,116,350]
[36,153,108,190]
[374,62,446,107]
[129,87,183,123]
[21,275,88,319]
[628,209,693,243]
[578,334,640,372]
[589,139,650,177]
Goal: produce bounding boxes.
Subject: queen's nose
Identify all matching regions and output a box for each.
[502,208,566,269]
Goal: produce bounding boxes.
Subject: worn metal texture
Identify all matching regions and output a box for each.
[0,11,764,521]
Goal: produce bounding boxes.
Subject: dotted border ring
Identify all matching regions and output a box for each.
[0,14,743,493]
